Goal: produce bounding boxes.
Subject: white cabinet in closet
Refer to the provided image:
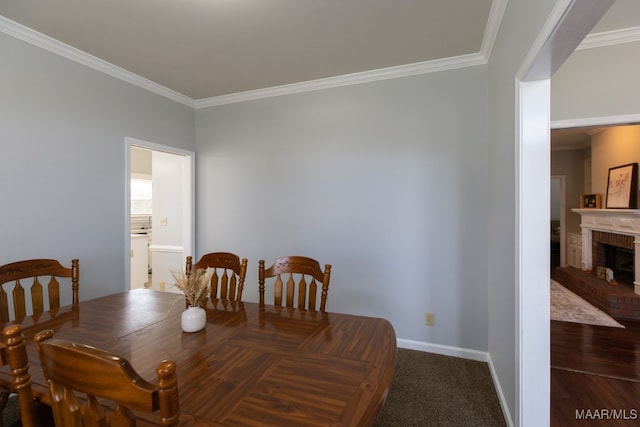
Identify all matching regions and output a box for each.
[568,233,582,269]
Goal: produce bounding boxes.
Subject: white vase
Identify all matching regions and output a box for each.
[181,306,206,333]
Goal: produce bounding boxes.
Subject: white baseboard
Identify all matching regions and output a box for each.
[396,338,514,427]
[486,353,515,427]
[396,338,488,361]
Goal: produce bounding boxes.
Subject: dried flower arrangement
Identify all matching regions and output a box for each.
[170,268,212,307]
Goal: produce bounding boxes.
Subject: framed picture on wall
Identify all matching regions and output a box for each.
[605,163,638,209]
[580,193,602,208]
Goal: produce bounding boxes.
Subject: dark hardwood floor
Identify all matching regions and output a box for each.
[551,318,640,426]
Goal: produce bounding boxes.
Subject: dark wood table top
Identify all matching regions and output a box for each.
[1,289,397,426]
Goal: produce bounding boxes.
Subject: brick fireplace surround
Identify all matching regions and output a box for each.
[556,209,640,321]
[554,267,640,320]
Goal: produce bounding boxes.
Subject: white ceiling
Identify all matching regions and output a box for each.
[0,0,640,100]
[0,0,494,100]
[550,126,606,151]
[0,0,639,106]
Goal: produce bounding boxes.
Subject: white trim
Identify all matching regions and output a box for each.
[148,245,185,254]
[517,79,552,427]
[124,144,132,290]
[194,54,486,108]
[578,26,640,50]
[551,113,640,129]
[517,0,571,81]
[519,0,614,81]
[126,137,195,158]
[514,3,575,425]
[487,353,516,427]
[514,2,615,425]
[0,15,195,108]
[396,338,488,362]
[480,0,508,61]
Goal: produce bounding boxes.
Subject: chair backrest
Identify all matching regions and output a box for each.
[186,253,248,302]
[34,329,179,427]
[258,256,331,312]
[0,259,79,323]
[0,324,38,427]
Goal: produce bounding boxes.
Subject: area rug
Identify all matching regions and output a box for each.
[551,280,624,328]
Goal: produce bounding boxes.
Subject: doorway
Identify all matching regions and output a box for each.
[550,176,565,270]
[124,137,195,292]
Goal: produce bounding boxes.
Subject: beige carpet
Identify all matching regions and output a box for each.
[551,280,624,328]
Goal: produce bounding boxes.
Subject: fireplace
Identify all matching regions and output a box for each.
[573,209,640,295]
[592,231,635,285]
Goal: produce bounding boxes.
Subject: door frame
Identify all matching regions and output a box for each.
[516,1,615,424]
[124,137,195,291]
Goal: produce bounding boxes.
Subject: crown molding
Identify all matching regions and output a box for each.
[577,26,640,50]
[195,53,487,108]
[2,11,487,110]
[0,15,195,108]
[4,6,639,110]
[480,0,508,61]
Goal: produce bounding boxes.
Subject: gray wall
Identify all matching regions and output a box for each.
[0,33,195,300]
[552,41,640,120]
[195,67,489,351]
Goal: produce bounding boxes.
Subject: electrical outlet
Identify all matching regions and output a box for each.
[159,281,165,291]
[424,312,434,326]
[159,217,168,226]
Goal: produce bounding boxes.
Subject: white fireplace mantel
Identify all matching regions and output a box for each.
[573,208,640,294]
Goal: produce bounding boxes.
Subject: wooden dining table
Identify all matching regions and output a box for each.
[0,289,397,426]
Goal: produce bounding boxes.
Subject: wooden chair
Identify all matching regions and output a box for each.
[186,253,248,302]
[0,324,38,427]
[0,259,79,323]
[34,329,179,427]
[258,256,332,312]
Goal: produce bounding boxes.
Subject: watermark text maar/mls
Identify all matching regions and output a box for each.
[576,408,638,421]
